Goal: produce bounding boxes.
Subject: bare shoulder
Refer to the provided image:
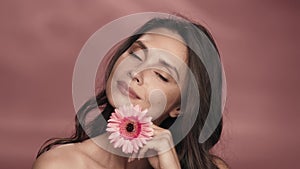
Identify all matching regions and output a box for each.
[32,144,87,169]
[214,157,230,169]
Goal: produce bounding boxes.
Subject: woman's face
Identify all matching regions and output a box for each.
[106,28,188,122]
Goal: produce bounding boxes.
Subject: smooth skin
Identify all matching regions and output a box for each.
[32,28,228,169]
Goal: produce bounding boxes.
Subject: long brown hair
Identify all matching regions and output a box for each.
[37,15,225,169]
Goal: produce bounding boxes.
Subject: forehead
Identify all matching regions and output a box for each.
[137,28,188,63]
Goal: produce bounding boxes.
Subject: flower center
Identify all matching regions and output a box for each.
[119,118,142,139]
[126,123,134,132]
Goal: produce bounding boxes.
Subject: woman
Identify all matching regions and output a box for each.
[32,15,228,169]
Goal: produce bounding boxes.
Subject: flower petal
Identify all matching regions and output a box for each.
[106,104,153,154]
[114,137,124,148]
[108,131,120,140]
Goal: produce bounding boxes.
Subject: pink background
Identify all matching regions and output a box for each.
[0,0,299,168]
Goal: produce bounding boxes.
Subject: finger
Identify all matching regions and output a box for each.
[128,154,134,162]
[151,125,164,136]
[151,124,172,136]
[128,152,138,162]
[151,124,163,130]
[137,144,151,160]
[137,147,148,160]
[132,152,138,160]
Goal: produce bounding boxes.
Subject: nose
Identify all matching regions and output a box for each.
[128,69,143,85]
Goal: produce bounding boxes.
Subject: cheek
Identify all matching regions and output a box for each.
[147,89,167,120]
[105,56,125,107]
[165,88,181,108]
[147,85,180,119]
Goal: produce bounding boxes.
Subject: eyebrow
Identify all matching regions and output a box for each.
[135,40,147,50]
[134,40,180,81]
[131,40,148,57]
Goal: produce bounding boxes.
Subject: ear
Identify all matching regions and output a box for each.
[169,107,181,118]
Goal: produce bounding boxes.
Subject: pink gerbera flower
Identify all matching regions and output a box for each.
[106,104,154,154]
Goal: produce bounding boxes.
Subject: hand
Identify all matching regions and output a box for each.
[128,124,181,169]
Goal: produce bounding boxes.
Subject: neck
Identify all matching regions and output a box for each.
[93,132,129,157]
[81,132,151,169]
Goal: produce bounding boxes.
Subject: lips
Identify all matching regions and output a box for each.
[117,81,141,99]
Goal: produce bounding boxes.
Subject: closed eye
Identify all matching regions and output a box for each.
[155,72,169,82]
[129,51,143,61]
